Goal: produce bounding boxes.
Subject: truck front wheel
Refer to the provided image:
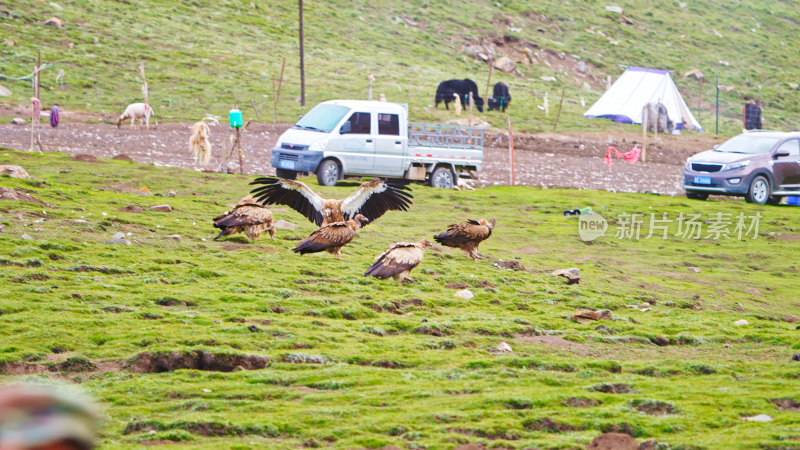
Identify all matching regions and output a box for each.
[317,159,340,186]
[430,167,455,189]
[275,169,297,180]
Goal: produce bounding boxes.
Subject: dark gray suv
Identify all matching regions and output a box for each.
[683,131,800,204]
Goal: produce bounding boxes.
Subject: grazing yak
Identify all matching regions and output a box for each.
[643,102,674,133]
[249,177,413,227]
[435,79,484,112]
[487,82,511,112]
[364,239,431,283]
[434,217,496,260]
[293,214,369,260]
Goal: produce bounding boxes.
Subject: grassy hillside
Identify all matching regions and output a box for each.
[1,149,799,448]
[2,0,800,136]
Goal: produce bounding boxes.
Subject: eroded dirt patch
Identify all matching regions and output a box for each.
[128,350,270,373]
[564,397,601,407]
[0,187,54,207]
[523,417,581,433]
[591,383,634,394]
[772,398,800,411]
[631,399,676,415]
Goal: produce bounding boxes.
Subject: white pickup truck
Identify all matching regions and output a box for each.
[270,99,484,188]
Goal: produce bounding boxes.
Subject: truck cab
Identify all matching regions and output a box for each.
[272,100,409,184]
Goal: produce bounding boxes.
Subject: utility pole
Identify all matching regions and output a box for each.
[299,0,305,106]
[715,73,719,135]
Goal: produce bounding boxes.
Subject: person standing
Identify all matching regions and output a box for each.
[743,96,762,130]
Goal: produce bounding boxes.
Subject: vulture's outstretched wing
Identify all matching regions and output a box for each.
[341,180,413,225]
[293,222,355,254]
[364,242,423,279]
[434,220,491,246]
[250,177,325,226]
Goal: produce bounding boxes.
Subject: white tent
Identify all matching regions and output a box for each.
[584,67,703,131]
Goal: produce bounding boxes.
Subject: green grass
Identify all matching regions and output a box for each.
[1,148,799,448]
[2,0,800,136]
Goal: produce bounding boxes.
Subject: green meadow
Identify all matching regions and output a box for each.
[1,148,799,448]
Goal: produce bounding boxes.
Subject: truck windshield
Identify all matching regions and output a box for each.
[294,104,350,132]
[715,134,781,154]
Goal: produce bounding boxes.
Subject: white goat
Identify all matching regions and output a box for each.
[117,102,155,128]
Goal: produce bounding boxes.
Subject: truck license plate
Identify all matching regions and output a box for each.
[280,160,296,170]
[694,176,712,185]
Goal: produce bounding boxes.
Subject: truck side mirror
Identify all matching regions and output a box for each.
[340,122,351,134]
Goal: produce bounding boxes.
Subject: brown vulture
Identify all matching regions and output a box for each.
[433,218,496,260]
[249,177,412,227]
[293,214,369,260]
[213,195,275,241]
[364,239,430,283]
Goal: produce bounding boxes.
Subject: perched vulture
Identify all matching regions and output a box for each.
[212,195,275,241]
[433,218,496,260]
[249,177,412,227]
[293,214,369,260]
[364,239,431,283]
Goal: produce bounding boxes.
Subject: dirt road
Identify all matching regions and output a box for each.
[0,111,724,195]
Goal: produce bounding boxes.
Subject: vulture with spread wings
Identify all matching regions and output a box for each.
[433,218,496,260]
[364,239,430,283]
[293,214,369,260]
[213,195,275,241]
[249,177,412,227]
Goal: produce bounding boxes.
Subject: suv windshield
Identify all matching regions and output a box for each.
[294,104,350,132]
[715,134,781,154]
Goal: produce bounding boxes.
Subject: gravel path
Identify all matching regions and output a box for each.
[0,120,722,196]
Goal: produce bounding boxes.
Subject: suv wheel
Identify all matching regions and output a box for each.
[430,167,454,189]
[745,175,770,204]
[316,159,340,186]
[275,168,297,180]
[686,192,709,201]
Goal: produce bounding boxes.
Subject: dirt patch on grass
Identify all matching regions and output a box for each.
[631,400,677,415]
[448,428,520,440]
[74,153,99,162]
[220,243,277,252]
[564,397,601,407]
[118,205,145,213]
[0,187,55,207]
[772,398,800,411]
[445,282,470,289]
[523,417,581,433]
[413,325,453,336]
[128,350,270,373]
[592,383,634,394]
[586,432,640,450]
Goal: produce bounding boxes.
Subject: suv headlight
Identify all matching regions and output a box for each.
[685,159,692,170]
[308,138,329,152]
[721,160,750,171]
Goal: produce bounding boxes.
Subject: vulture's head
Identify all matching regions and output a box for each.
[353,214,369,229]
[488,217,497,229]
[418,238,432,248]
